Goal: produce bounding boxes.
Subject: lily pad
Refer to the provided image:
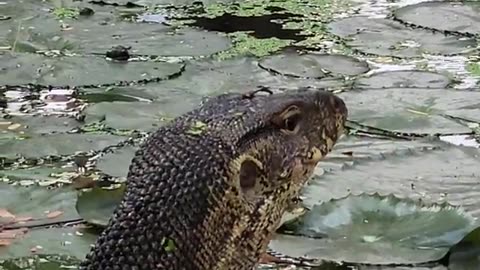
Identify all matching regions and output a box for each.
[151,57,346,98]
[0,182,80,228]
[0,54,184,88]
[355,71,452,89]
[0,163,76,186]
[338,88,480,134]
[327,17,477,58]
[393,1,480,36]
[0,133,126,159]
[76,184,126,227]
[95,146,138,178]
[318,135,439,172]
[0,254,81,269]
[302,145,480,218]
[83,101,170,131]
[1,5,231,57]
[271,193,476,265]
[0,116,81,135]
[0,226,97,260]
[258,52,369,79]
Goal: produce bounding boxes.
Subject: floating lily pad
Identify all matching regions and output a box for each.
[0,182,80,227]
[258,53,369,79]
[271,193,476,265]
[0,226,97,260]
[338,88,480,134]
[302,145,480,218]
[95,0,231,6]
[318,135,438,172]
[0,133,126,159]
[95,146,138,178]
[0,254,81,269]
[355,71,452,89]
[0,163,76,186]
[76,184,126,227]
[83,101,169,131]
[0,116,81,135]
[0,54,184,88]
[1,5,231,57]
[393,1,480,36]
[153,57,346,98]
[327,17,477,58]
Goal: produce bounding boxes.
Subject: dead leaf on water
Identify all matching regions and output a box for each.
[0,208,15,219]
[46,210,63,219]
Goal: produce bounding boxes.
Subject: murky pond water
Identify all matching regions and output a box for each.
[0,0,479,269]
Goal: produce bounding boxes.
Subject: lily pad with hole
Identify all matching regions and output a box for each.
[327,17,477,58]
[393,1,480,36]
[95,146,138,178]
[0,133,126,160]
[354,70,453,89]
[0,54,184,88]
[76,184,126,227]
[338,87,480,134]
[258,52,370,79]
[271,193,477,265]
[0,254,82,269]
[83,101,171,131]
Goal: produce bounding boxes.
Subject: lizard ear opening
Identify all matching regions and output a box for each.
[239,159,260,193]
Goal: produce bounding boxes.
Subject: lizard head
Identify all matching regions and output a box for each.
[191,87,348,201]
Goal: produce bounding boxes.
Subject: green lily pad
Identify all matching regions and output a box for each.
[0,182,80,227]
[355,71,452,89]
[0,163,76,186]
[0,116,81,136]
[0,254,81,269]
[0,226,97,260]
[76,184,126,227]
[95,146,138,178]
[0,133,126,159]
[338,88,480,134]
[0,54,184,88]
[258,52,370,79]
[1,5,231,57]
[302,145,480,218]
[318,135,439,172]
[152,57,346,98]
[83,101,170,131]
[271,193,476,265]
[95,0,231,6]
[327,17,477,58]
[393,1,480,36]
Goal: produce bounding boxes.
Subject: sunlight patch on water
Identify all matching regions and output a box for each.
[348,0,435,18]
[424,55,479,89]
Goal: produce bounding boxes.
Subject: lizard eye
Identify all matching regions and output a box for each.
[272,105,302,134]
[283,113,301,133]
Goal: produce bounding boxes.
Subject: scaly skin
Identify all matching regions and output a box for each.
[80,88,348,270]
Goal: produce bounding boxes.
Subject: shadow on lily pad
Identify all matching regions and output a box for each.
[75,184,126,227]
